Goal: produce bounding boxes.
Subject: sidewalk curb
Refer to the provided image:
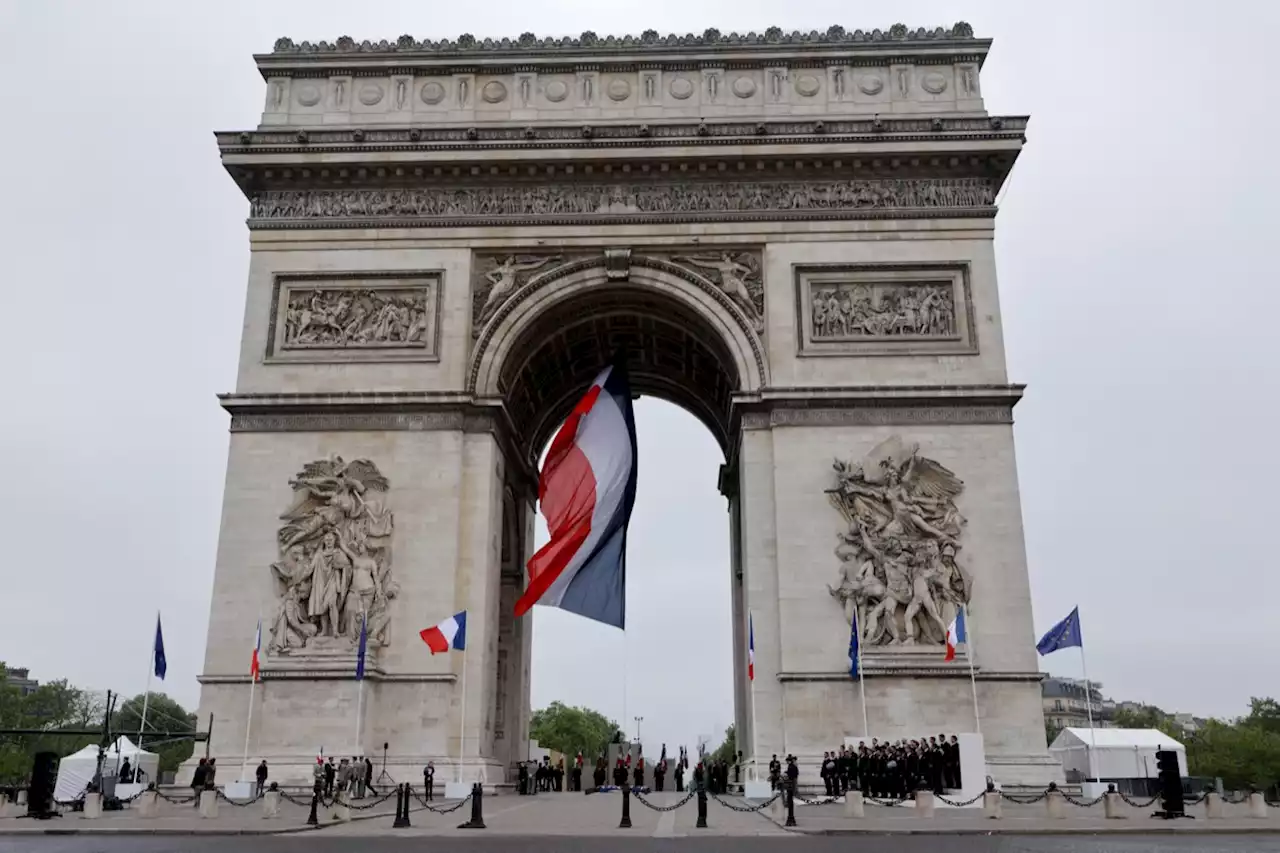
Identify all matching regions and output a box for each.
[786,826,1280,837]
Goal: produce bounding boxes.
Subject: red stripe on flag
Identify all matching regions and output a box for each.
[513,385,602,617]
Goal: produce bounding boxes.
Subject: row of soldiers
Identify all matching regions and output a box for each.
[818,735,963,799]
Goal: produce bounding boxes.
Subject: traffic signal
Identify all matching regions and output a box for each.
[1155,749,1184,817]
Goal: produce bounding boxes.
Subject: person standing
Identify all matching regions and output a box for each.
[204,758,218,790]
[255,760,268,797]
[423,762,435,801]
[190,758,207,807]
[323,758,335,797]
[633,756,644,789]
[674,760,685,792]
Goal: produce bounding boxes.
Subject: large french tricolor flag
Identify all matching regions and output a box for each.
[250,619,261,682]
[420,611,468,654]
[748,615,755,681]
[514,355,638,629]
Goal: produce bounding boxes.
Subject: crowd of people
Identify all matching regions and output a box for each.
[313,755,377,799]
[804,735,963,798]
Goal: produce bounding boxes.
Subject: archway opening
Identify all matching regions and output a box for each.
[492,280,746,771]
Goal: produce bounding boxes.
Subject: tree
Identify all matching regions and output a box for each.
[1045,720,1063,747]
[114,693,198,774]
[710,724,737,763]
[529,702,619,760]
[1243,697,1280,736]
[0,663,102,783]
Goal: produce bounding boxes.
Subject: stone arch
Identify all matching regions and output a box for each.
[469,255,768,460]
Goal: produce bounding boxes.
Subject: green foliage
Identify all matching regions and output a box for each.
[1045,721,1063,747]
[1111,695,1280,790]
[114,693,197,774]
[529,701,620,760]
[710,724,737,763]
[0,663,198,782]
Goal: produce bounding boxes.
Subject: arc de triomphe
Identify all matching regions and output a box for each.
[196,23,1058,786]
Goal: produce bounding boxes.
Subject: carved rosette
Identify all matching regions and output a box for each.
[826,436,972,649]
[268,456,397,659]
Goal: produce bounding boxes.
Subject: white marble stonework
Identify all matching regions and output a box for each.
[193,22,1060,788]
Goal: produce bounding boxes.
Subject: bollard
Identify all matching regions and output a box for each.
[261,789,280,819]
[459,782,485,829]
[1249,792,1268,819]
[618,786,632,828]
[915,790,936,818]
[1045,787,1066,820]
[1204,791,1223,819]
[306,788,320,826]
[983,791,1002,819]
[844,790,865,818]
[199,789,219,819]
[136,790,159,818]
[696,787,708,828]
[391,784,407,828]
[17,790,27,806]
[1103,791,1123,819]
[784,786,797,828]
[332,792,350,822]
[82,792,103,819]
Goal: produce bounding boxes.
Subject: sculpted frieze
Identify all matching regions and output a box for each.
[826,436,972,648]
[269,456,397,657]
[812,281,956,340]
[249,178,995,228]
[667,253,764,330]
[283,287,431,349]
[472,255,564,331]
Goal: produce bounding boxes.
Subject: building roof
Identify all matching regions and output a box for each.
[1051,727,1185,750]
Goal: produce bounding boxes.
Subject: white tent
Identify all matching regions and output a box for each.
[1049,727,1186,781]
[53,736,161,802]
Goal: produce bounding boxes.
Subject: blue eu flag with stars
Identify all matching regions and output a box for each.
[848,610,861,681]
[153,614,167,681]
[1036,607,1083,656]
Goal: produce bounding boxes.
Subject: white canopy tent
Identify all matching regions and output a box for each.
[53,736,161,802]
[1049,727,1186,781]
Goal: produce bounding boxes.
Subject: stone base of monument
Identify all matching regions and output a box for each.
[223,781,255,800]
[445,782,472,800]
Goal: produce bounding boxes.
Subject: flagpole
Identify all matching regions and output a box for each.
[457,647,468,784]
[137,611,157,761]
[240,613,260,782]
[353,607,367,756]
[963,605,981,736]
[856,609,869,738]
[1079,643,1097,781]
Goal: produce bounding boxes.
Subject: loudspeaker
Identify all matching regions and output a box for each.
[1155,749,1184,816]
[27,751,58,818]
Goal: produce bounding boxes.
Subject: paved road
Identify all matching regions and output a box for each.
[3,836,1280,852]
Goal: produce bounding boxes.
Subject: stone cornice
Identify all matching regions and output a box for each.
[218,116,1026,156]
[735,384,1024,428]
[779,670,1044,682]
[261,25,984,72]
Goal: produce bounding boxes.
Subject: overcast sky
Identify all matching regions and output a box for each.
[1,0,1276,757]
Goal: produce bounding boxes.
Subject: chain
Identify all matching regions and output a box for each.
[795,794,841,806]
[1061,792,1104,807]
[1117,791,1159,808]
[936,790,986,807]
[419,794,473,814]
[117,788,149,804]
[999,791,1047,804]
[710,792,779,812]
[1221,791,1250,804]
[155,790,198,804]
[633,790,696,812]
[215,790,262,808]
[1183,792,1208,805]
[278,791,315,807]
[346,791,397,811]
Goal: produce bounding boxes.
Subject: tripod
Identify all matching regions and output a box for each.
[376,742,396,787]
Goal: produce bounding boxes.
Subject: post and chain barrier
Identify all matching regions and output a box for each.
[1060,791,1105,808]
[410,785,474,814]
[936,790,986,807]
[618,786,632,828]
[1116,791,1160,808]
[214,789,262,808]
[794,794,841,806]
[633,789,696,811]
[710,791,780,812]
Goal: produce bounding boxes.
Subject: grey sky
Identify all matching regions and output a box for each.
[1,0,1276,756]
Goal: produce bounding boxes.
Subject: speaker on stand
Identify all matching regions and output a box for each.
[376,741,395,786]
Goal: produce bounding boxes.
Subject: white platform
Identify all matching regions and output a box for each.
[444,781,472,800]
[223,780,255,800]
[744,780,773,799]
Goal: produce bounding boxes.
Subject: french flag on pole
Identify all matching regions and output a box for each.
[250,619,262,682]
[945,606,967,662]
[420,611,468,654]
[748,615,755,681]
[513,354,638,629]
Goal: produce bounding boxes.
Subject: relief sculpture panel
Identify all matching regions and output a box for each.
[268,456,397,659]
[826,436,972,649]
[267,274,440,363]
[795,263,976,357]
